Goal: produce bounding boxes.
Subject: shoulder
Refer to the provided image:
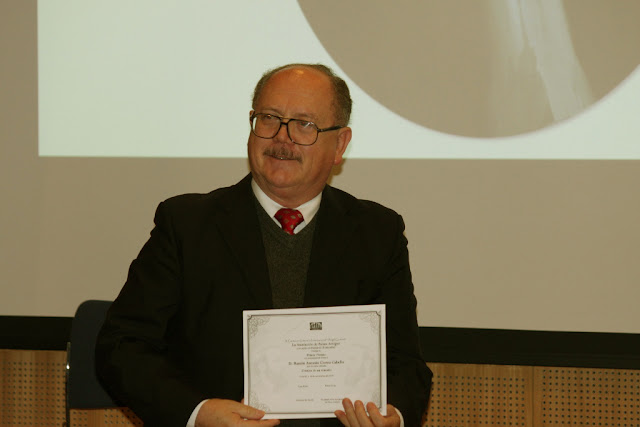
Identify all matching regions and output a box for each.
[322,185,406,237]
[321,186,409,266]
[161,186,231,210]
[324,185,402,221]
[156,175,251,222]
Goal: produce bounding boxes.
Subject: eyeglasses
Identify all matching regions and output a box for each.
[250,113,343,146]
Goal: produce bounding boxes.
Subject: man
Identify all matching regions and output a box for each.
[96,64,431,427]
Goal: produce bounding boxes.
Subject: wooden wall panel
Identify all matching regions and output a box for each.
[69,408,142,426]
[425,362,532,426]
[0,350,142,426]
[3,350,640,426]
[0,349,66,426]
[533,366,640,426]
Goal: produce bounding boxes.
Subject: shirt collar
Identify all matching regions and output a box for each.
[251,179,322,232]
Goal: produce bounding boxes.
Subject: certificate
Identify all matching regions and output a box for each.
[243,304,386,419]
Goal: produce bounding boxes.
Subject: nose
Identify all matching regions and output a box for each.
[274,120,294,143]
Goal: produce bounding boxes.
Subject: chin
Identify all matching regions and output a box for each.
[263,165,300,183]
[266,175,299,189]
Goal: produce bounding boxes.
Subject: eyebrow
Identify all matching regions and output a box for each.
[260,108,319,123]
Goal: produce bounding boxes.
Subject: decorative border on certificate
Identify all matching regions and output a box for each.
[243,304,387,419]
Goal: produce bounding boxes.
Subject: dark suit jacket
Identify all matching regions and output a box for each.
[96,175,431,426]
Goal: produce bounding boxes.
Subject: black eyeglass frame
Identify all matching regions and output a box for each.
[250,113,343,146]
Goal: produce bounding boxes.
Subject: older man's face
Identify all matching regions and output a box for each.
[248,67,351,207]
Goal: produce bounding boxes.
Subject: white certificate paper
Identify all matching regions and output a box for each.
[243,304,387,419]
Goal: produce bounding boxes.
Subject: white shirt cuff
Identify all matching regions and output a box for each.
[186,399,207,427]
[397,407,405,427]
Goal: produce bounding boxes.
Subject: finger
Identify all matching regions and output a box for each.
[342,398,360,427]
[335,409,350,427]
[367,403,400,427]
[354,400,373,427]
[365,402,389,426]
[235,401,281,425]
[243,419,280,427]
[232,402,266,421]
[385,404,398,419]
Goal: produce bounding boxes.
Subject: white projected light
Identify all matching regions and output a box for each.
[38,1,640,159]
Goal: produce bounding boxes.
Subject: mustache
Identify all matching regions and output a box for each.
[263,145,302,162]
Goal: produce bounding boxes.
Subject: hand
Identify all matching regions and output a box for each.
[195,398,280,427]
[335,398,400,427]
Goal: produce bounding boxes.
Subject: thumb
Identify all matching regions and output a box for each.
[235,402,266,420]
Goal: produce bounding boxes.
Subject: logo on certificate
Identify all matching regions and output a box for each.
[309,321,323,331]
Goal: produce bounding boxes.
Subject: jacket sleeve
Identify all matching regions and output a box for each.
[95,200,206,427]
[379,214,432,426]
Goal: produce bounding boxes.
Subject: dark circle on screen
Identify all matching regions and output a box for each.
[298,0,640,138]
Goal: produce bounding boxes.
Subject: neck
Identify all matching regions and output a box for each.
[264,190,314,209]
[254,180,323,208]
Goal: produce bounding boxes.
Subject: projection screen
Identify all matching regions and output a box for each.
[1,1,639,335]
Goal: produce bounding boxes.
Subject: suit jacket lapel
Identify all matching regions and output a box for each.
[212,175,273,309]
[304,185,358,307]
[211,179,358,309]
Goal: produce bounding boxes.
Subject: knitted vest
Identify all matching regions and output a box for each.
[255,202,329,426]
[256,201,316,309]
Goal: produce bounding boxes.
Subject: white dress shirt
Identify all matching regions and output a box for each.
[250,179,322,234]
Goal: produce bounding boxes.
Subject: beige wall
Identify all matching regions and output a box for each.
[2,2,639,333]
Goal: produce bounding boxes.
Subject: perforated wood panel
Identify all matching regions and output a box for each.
[424,362,533,426]
[1,350,143,426]
[0,349,67,426]
[69,408,143,426]
[533,367,640,426]
[4,350,640,427]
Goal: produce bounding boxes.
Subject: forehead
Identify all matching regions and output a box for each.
[256,68,334,118]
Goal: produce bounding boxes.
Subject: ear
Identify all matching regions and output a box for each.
[333,127,352,165]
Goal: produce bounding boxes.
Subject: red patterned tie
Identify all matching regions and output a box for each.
[274,208,304,235]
